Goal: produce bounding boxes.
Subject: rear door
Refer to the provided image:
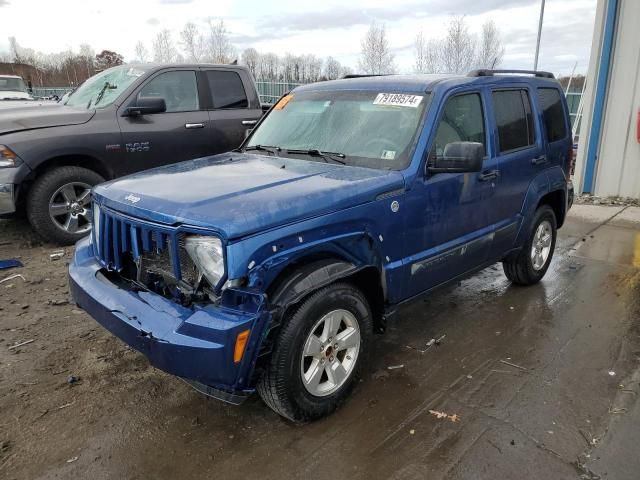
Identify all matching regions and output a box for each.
[117,69,211,174]
[201,69,263,153]
[537,87,571,174]
[488,87,544,255]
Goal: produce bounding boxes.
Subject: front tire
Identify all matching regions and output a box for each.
[503,205,557,285]
[27,166,104,245]
[257,282,372,422]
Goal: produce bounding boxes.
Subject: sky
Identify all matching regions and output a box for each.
[0,0,597,77]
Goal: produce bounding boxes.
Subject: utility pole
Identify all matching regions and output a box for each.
[534,0,546,70]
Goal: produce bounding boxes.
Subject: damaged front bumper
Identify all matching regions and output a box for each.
[69,236,270,403]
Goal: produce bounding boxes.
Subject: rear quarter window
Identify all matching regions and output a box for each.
[538,88,567,142]
[492,89,536,153]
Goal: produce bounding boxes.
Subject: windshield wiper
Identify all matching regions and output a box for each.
[244,145,281,156]
[285,149,346,165]
[87,82,117,109]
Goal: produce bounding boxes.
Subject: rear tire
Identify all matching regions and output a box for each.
[27,166,104,245]
[257,282,372,422]
[503,205,557,285]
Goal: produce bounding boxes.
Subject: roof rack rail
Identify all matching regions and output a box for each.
[467,69,555,79]
[341,74,391,79]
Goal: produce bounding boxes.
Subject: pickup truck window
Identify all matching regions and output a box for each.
[492,89,536,153]
[538,88,567,142]
[431,93,485,157]
[205,70,248,109]
[246,90,430,170]
[0,77,27,92]
[65,65,150,110]
[138,71,199,113]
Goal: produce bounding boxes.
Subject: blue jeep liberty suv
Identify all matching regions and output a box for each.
[69,70,574,422]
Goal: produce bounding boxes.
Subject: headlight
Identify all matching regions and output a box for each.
[184,236,224,287]
[92,203,101,254]
[0,145,21,168]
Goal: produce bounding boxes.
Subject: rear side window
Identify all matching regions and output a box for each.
[492,90,536,153]
[205,71,248,109]
[431,93,486,157]
[538,88,567,142]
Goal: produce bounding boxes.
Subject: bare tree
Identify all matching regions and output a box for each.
[153,29,179,63]
[134,41,150,63]
[476,20,505,69]
[241,48,260,78]
[280,53,297,82]
[79,44,95,77]
[259,52,279,81]
[204,19,235,64]
[324,56,341,80]
[441,16,476,74]
[180,22,204,62]
[8,36,21,63]
[414,31,444,73]
[358,22,396,75]
[301,54,322,82]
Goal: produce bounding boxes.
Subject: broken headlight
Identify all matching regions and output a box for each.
[184,235,224,288]
[92,203,101,255]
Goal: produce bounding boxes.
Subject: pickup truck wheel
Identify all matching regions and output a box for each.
[27,166,104,245]
[503,205,557,285]
[257,282,372,422]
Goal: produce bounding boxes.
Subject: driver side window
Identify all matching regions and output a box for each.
[431,93,485,158]
[137,71,199,113]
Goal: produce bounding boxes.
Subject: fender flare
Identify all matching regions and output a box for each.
[268,258,360,311]
[514,171,551,247]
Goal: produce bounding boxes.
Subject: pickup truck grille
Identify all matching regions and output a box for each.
[93,206,197,287]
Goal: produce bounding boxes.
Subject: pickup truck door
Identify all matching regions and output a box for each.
[116,69,211,174]
[201,68,263,152]
[402,90,501,298]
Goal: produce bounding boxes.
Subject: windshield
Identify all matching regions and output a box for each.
[0,77,27,92]
[246,90,430,170]
[64,65,149,110]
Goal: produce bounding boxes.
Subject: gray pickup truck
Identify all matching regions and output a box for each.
[0,64,263,244]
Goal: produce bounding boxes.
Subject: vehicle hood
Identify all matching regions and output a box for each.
[94,153,406,239]
[0,103,94,135]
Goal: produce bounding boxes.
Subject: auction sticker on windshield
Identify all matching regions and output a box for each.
[373,93,423,108]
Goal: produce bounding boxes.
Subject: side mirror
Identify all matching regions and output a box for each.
[123,96,166,117]
[427,142,484,174]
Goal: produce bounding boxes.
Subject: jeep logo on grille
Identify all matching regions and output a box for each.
[124,194,141,204]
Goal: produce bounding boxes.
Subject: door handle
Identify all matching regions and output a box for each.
[531,155,548,165]
[242,120,258,126]
[478,170,499,182]
[185,123,205,129]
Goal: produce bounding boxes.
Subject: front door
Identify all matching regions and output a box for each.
[402,91,500,298]
[117,69,210,175]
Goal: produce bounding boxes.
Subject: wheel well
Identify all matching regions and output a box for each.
[266,261,385,333]
[17,154,111,208]
[537,190,565,227]
[252,262,385,385]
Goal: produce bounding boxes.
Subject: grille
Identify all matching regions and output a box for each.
[93,206,198,288]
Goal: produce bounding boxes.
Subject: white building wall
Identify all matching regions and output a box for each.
[574,0,640,199]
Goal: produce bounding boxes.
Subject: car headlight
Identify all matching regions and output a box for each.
[184,235,224,287]
[0,145,21,168]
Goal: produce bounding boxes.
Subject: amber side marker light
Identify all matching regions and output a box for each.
[234,329,251,363]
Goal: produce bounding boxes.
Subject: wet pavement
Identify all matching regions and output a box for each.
[1,205,639,480]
